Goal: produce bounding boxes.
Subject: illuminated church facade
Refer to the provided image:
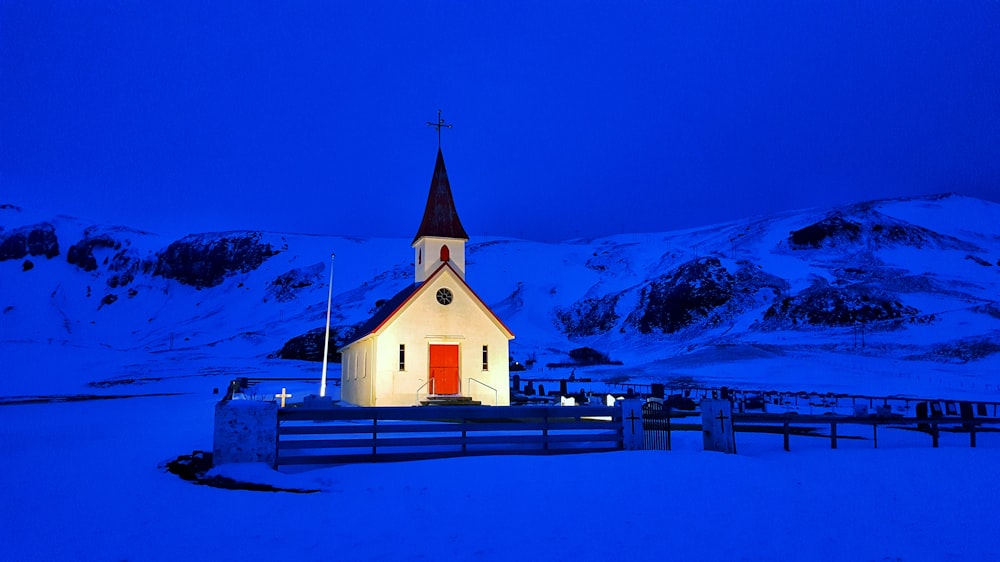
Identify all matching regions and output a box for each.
[339,148,514,406]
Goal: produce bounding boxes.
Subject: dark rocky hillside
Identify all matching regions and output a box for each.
[153,232,278,288]
[762,280,920,328]
[625,257,787,335]
[269,326,355,363]
[67,232,121,272]
[555,293,623,337]
[267,263,325,303]
[0,222,59,261]
[788,207,978,252]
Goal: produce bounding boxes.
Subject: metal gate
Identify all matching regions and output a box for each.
[643,401,672,450]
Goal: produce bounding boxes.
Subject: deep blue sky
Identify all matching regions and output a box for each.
[2,2,998,241]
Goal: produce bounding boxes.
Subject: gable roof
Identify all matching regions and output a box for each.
[412,148,469,244]
[340,261,514,348]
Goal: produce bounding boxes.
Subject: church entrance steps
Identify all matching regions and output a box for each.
[420,395,482,406]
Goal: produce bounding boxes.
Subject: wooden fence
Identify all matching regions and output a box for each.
[276,405,623,466]
[640,409,1000,452]
[731,414,1000,451]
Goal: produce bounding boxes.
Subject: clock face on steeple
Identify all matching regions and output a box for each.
[436,288,453,305]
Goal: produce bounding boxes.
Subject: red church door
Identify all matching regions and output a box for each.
[429,344,460,395]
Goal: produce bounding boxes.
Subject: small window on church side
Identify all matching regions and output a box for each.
[482,345,488,371]
[399,344,406,371]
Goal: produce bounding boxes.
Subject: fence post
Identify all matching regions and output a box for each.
[621,399,645,450]
[372,412,378,460]
[543,409,549,452]
[462,415,468,454]
[666,406,672,451]
[873,423,878,449]
[783,422,790,452]
[932,422,939,448]
[970,423,977,448]
[831,422,837,449]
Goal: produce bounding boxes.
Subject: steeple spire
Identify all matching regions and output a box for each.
[412,148,469,244]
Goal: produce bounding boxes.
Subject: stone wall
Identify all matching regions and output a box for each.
[212,400,278,466]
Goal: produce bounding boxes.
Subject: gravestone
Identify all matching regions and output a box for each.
[621,399,644,450]
[512,374,521,393]
[700,399,736,454]
[651,383,664,399]
[916,401,929,430]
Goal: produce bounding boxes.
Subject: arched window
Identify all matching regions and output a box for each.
[440,245,450,262]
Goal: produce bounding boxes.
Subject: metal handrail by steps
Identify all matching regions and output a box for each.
[468,377,498,406]
[415,378,435,404]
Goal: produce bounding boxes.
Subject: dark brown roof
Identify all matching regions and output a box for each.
[412,148,469,244]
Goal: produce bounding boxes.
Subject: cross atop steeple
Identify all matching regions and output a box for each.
[426,109,452,147]
[412,148,468,244]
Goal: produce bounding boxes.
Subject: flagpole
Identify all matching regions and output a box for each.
[320,252,335,397]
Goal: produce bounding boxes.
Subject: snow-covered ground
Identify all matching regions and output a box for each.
[2,385,999,561]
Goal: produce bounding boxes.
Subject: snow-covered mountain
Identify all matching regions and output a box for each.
[3,193,999,399]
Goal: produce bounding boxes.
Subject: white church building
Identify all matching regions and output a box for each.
[339,148,514,406]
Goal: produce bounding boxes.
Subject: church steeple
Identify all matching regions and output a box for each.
[413,148,469,244]
[412,148,469,283]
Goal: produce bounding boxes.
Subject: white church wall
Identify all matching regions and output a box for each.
[340,350,354,404]
[340,338,375,406]
[387,333,430,405]
[367,268,511,406]
[471,336,512,406]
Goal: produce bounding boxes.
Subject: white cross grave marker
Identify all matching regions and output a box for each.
[622,399,645,450]
[700,398,736,454]
[275,388,292,408]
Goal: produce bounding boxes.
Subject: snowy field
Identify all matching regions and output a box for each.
[2,390,999,561]
[2,346,999,562]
